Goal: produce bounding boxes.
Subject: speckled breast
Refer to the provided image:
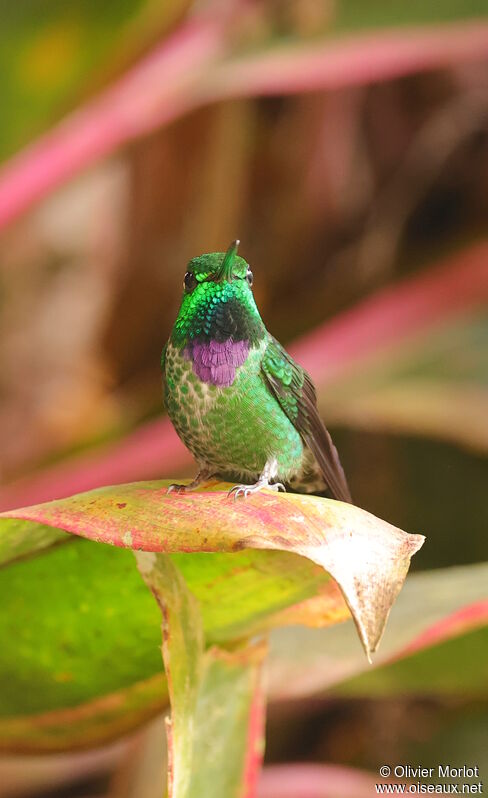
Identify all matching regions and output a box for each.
[164,340,305,480]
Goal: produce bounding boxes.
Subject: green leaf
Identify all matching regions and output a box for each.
[136,553,265,798]
[0,481,423,751]
[0,540,336,727]
[338,626,488,697]
[0,673,168,754]
[1,481,424,657]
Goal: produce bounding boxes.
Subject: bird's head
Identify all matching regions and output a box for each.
[171,240,265,347]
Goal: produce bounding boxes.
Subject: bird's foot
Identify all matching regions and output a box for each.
[228,480,286,500]
[167,468,214,495]
[167,483,189,494]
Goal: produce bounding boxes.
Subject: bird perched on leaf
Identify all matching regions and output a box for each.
[162,241,351,501]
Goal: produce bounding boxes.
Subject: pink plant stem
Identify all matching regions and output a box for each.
[1,20,488,229]
[0,241,486,511]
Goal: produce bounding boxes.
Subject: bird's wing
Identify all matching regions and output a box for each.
[261,337,351,503]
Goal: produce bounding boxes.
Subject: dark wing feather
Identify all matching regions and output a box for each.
[261,337,351,503]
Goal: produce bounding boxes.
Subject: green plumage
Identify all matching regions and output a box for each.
[162,242,351,501]
[164,340,304,479]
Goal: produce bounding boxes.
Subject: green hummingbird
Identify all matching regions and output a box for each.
[162,240,351,501]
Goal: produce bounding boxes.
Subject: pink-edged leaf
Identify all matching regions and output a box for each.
[210,22,488,100]
[393,597,488,661]
[0,14,227,230]
[0,240,486,512]
[0,504,350,753]
[0,0,194,163]
[1,17,488,230]
[292,240,488,382]
[308,244,488,450]
[0,533,338,753]
[0,674,167,754]
[1,481,424,659]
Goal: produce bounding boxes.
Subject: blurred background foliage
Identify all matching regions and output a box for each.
[0,0,487,796]
[0,0,191,160]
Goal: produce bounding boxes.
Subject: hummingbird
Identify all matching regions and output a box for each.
[162,241,351,501]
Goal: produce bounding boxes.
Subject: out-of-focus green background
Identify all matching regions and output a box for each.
[0,1,487,796]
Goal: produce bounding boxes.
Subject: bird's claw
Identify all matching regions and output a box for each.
[228,481,286,500]
[228,485,251,500]
[167,483,187,494]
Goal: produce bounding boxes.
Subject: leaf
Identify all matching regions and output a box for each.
[0,539,338,731]
[0,674,168,754]
[2,13,488,228]
[3,557,481,754]
[320,311,488,453]
[292,241,488,384]
[211,22,488,101]
[0,481,423,751]
[340,625,488,697]
[293,241,488,453]
[0,13,227,229]
[136,553,266,798]
[267,562,488,700]
[0,0,191,161]
[1,481,424,658]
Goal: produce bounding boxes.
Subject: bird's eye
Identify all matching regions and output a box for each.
[184,272,197,292]
[246,269,253,286]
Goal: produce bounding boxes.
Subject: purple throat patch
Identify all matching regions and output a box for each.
[184,339,249,387]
